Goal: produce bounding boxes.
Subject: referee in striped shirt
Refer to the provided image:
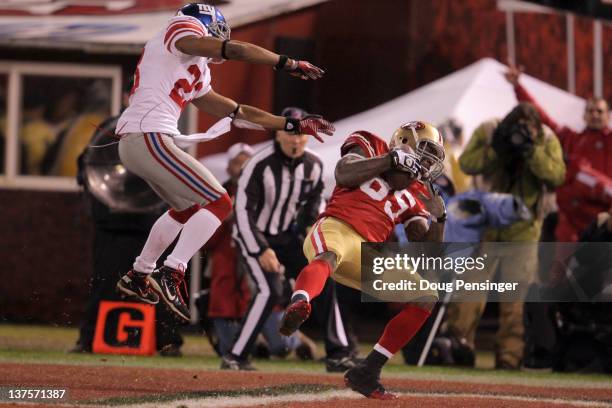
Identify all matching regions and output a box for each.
[222,107,357,370]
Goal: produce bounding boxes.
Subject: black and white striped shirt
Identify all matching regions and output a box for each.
[233,141,324,256]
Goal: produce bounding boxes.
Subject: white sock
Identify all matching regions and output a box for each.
[164,208,221,272]
[133,211,184,274]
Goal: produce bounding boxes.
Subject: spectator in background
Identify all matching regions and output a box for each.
[445,103,566,369]
[551,207,612,373]
[20,87,60,175]
[505,65,611,371]
[205,143,254,356]
[438,119,470,193]
[224,107,357,371]
[504,64,611,242]
[48,80,110,177]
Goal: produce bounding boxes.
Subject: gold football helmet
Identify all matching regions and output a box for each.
[389,121,445,181]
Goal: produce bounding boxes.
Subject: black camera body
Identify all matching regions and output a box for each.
[492,121,534,158]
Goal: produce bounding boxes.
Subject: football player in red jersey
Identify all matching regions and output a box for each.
[280,122,446,400]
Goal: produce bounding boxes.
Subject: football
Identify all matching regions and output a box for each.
[384,169,416,190]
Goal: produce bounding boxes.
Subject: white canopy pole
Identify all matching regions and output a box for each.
[566,13,576,94]
[506,10,516,66]
[593,20,603,98]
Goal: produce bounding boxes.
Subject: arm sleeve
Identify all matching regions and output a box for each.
[514,83,562,134]
[297,161,324,230]
[458,122,499,175]
[526,127,567,188]
[164,16,207,57]
[234,161,269,256]
[341,131,387,158]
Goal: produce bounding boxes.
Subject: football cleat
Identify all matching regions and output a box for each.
[279,299,311,336]
[220,354,257,371]
[116,270,159,304]
[344,364,398,400]
[149,266,190,322]
[325,355,364,373]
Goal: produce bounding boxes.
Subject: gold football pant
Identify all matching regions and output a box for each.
[303,216,437,302]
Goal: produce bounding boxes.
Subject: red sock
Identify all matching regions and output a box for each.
[375,304,431,357]
[293,259,331,302]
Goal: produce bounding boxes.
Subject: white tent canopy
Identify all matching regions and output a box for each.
[200,58,586,195]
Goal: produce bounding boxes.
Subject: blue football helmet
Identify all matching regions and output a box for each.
[177,3,231,41]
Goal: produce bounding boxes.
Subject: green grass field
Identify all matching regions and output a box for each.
[1,323,610,388]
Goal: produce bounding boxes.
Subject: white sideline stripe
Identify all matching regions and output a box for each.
[404,392,612,407]
[120,390,361,408]
[7,388,612,408]
[112,388,612,408]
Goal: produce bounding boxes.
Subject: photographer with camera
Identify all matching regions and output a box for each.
[505,63,611,243]
[444,103,566,369]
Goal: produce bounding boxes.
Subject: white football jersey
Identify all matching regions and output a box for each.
[117,15,212,135]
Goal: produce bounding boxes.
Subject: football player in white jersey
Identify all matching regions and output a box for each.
[116,2,334,322]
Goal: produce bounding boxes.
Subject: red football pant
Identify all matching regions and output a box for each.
[376,304,431,356]
[293,259,332,302]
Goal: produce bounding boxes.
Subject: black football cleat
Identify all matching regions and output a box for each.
[279,299,311,336]
[149,266,190,322]
[116,270,159,304]
[326,355,364,373]
[344,364,398,400]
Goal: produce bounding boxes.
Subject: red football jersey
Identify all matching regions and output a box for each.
[320,131,430,242]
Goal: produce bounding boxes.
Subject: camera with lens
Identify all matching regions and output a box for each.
[492,120,535,159]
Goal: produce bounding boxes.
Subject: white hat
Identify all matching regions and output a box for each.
[227,143,254,161]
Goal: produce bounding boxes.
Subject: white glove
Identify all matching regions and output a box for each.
[390,149,421,176]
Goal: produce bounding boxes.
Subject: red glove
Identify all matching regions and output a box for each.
[287,60,325,80]
[274,55,325,80]
[285,115,335,142]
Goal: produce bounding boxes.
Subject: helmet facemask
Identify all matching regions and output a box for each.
[391,121,445,181]
[416,140,445,181]
[208,19,231,41]
[177,3,231,42]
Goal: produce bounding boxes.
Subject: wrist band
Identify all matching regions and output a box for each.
[221,39,230,60]
[229,104,240,119]
[436,213,447,223]
[284,117,299,133]
[274,55,289,71]
[389,150,398,169]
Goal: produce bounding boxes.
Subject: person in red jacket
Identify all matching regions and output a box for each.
[504,64,611,242]
[205,143,253,356]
